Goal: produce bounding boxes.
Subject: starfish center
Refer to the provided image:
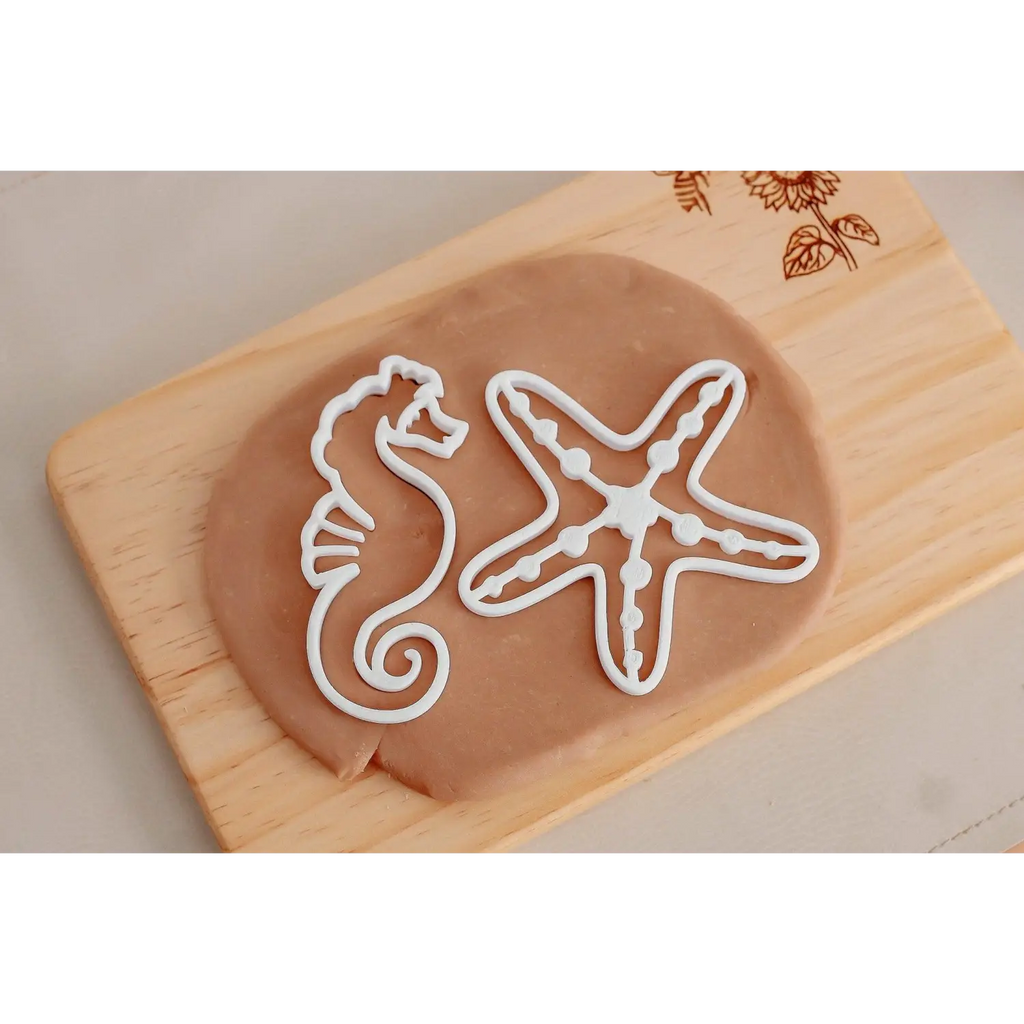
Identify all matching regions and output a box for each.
[604,483,661,540]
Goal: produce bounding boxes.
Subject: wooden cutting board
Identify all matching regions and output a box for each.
[48,172,1024,852]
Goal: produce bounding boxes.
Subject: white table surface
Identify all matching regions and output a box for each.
[1,172,1022,853]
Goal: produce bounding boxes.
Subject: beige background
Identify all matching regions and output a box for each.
[1,172,1022,852]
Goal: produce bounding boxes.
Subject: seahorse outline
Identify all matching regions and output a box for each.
[301,355,469,724]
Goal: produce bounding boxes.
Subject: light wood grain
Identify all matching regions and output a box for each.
[47,172,1024,852]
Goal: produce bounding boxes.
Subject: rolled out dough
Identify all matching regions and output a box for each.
[204,254,843,799]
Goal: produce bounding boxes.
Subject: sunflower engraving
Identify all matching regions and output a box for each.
[654,170,880,280]
[741,171,839,212]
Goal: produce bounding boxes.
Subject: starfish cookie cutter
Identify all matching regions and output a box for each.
[457,359,820,696]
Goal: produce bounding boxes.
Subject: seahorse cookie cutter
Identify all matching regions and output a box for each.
[457,360,820,696]
[301,355,469,724]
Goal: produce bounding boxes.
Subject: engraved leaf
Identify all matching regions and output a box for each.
[833,213,880,245]
[783,225,837,279]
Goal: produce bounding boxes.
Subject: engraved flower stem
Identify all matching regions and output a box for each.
[811,202,857,271]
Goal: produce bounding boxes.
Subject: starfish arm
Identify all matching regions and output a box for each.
[660,503,813,559]
[494,360,738,452]
[669,553,817,585]
[457,373,570,611]
[496,379,613,498]
[459,510,612,614]
[680,369,820,581]
[469,561,605,618]
[592,564,681,697]
[617,525,653,685]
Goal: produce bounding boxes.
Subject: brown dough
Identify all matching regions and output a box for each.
[204,254,843,800]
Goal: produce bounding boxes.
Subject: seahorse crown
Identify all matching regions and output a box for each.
[311,356,468,482]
